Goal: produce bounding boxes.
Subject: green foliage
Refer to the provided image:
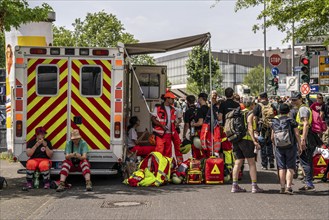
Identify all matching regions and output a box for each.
[131,55,155,65]
[53,11,155,65]
[234,0,329,45]
[243,64,271,96]
[186,46,223,95]
[0,0,53,33]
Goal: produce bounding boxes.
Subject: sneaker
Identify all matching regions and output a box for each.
[86,180,93,191]
[269,164,275,169]
[26,181,33,189]
[56,182,66,192]
[231,185,247,193]
[298,185,315,191]
[261,166,268,170]
[279,188,285,194]
[44,182,50,189]
[251,185,264,193]
[285,187,293,195]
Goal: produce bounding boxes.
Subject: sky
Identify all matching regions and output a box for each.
[28,0,291,56]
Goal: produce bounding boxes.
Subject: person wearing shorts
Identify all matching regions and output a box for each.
[272,103,301,195]
[231,97,263,193]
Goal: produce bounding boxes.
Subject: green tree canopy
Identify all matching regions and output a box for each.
[0,0,53,33]
[214,0,329,45]
[0,0,52,67]
[243,64,271,96]
[53,11,155,65]
[186,46,223,95]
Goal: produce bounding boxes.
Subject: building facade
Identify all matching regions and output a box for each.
[155,47,327,97]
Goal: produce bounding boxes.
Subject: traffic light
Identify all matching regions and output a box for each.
[300,55,310,83]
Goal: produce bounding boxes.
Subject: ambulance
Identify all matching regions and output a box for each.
[13,44,167,175]
[7,27,210,175]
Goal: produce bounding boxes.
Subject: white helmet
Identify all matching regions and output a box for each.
[193,137,202,149]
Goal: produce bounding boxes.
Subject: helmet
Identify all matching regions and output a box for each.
[193,137,202,149]
[148,134,156,145]
[180,139,191,154]
[172,173,182,184]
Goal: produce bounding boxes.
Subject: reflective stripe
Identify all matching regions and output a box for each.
[62,167,69,174]
[80,162,89,167]
[62,162,71,170]
[158,119,166,122]
[82,166,89,172]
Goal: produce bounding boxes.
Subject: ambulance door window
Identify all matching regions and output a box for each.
[37,65,58,96]
[139,73,160,99]
[81,66,102,96]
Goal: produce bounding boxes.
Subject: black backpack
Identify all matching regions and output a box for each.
[271,116,294,148]
[224,107,248,143]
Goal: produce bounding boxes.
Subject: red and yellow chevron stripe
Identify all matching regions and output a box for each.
[27,58,68,149]
[71,59,111,150]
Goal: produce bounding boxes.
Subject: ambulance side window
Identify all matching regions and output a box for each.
[37,65,58,96]
[81,66,102,96]
[140,73,160,99]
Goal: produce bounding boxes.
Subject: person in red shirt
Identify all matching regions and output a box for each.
[310,93,324,113]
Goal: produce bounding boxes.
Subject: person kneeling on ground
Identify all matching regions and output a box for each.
[231,98,264,193]
[127,116,155,158]
[26,126,53,189]
[56,129,92,192]
[271,103,301,195]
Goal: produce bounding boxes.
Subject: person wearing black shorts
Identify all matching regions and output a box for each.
[231,97,263,193]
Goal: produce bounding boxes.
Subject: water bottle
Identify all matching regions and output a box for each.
[34,171,40,189]
[190,119,195,136]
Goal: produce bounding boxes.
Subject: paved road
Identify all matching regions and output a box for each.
[0,159,328,220]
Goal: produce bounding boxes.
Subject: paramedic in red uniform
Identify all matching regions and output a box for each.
[26,126,53,189]
[151,91,182,163]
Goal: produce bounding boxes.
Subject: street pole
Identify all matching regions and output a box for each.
[263,1,267,92]
[291,0,295,76]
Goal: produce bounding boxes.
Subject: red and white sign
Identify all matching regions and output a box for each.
[300,83,311,95]
[269,54,282,66]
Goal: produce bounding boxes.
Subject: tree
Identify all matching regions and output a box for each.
[243,64,271,96]
[53,11,155,65]
[0,0,52,33]
[214,0,329,45]
[186,46,223,95]
[0,0,52,67]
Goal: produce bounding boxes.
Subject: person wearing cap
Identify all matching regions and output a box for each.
[56,129,92,192]
[291,92,322,191]
[151,91,183,164]
[190,92,209,159]
[271,103,301,194]
[253,92,276,170]
[26,126,53,189]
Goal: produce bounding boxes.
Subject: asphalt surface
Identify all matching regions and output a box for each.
[0,158,328,220]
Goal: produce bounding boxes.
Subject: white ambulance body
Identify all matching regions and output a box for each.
[13,45,166,175]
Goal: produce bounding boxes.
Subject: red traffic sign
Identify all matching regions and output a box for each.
[300,83,311,95]
[269,54,282,66]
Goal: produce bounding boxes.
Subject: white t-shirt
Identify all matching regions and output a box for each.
[128,128,138,148]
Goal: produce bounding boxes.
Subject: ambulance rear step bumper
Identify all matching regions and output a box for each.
[17,168,118,175]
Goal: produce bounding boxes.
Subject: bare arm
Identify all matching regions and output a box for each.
[192,118,204,127]
[248,114,260,150]
[151,116,166,130]
[294,127,302,154]
[301,117,309,151]
[26,139,43,157]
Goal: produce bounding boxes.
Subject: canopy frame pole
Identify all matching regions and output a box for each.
[208,38,214,157]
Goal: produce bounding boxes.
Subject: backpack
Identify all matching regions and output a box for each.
[0,176,8,189]
[224,107,247,143]
[258,102,275,129]
[311,110,327,134]
[271,116,293,148]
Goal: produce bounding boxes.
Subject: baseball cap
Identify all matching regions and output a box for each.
[163,91,176,99]
[291,92,302,100]
[259,92,268,99]
[35,126,47,135]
